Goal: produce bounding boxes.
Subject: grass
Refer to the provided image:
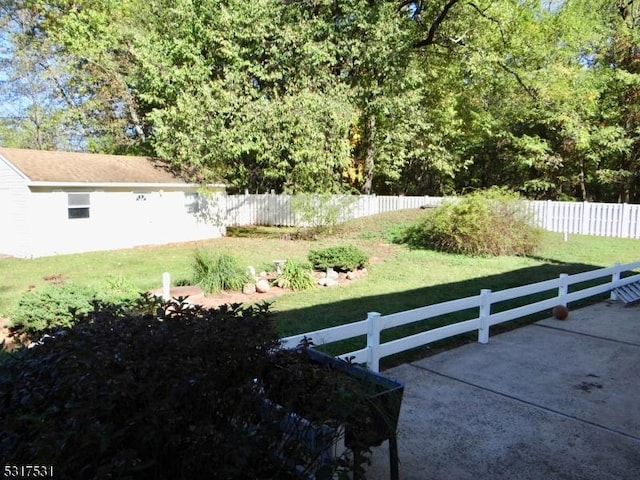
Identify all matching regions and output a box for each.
[2,210,639,365]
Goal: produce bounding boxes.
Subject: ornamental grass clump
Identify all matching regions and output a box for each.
[402,187,543,256]
[192,250,250,293]
[276,260,316,291]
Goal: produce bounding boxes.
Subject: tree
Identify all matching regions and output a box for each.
[0,1,147,152]
[0,9,79,149]
[135,0,357,191]
[592,0,640,202]
[2,0,638,200]
[443,0,639,201]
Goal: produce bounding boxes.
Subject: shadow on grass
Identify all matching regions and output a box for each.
[274,260,619,370]
[227,225,298,239]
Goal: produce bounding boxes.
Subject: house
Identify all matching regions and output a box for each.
[0,147,226,258]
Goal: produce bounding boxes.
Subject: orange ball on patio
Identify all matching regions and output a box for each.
[552,305,569,320]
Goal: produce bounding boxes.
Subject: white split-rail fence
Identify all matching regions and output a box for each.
[224,193,640,239]
[280,261,640,372]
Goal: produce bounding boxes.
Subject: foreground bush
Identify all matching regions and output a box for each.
[308,245,369,272]
[0,298,291,479]
[402,188,543,256]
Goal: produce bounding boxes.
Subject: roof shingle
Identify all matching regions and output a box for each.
[0,147,188,184]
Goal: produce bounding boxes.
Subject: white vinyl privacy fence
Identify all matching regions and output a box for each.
[224,194,442,227]
[224,193,640,239]
[280,261,640,372]
[524,200,640,238]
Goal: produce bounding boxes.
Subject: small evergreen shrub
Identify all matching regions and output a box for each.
[276,260,316,291]
[9,283,97,340]
[308,245,369,272]
[9,278,143,342]
[192,250,250,293]
[402,188,543,256]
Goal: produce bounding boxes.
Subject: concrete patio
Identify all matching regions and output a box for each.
[366,300,640,480]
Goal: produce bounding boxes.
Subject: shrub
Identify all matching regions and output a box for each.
[96,275,141,307]
[9,283,97,340]
[402,188,543,256]
[290,193,356,236]
[0,298,358,479]
[9,278,144,343]
[276,260,316,291]
[192,250,250,293]
[0,347,12,362]
[308,245,369,272]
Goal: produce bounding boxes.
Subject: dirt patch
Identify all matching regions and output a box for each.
[158,284,293,308]
[156,269,368,308]
[0,317,17,350]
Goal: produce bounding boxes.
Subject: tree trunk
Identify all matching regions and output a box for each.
[33,103,44,150]
[361,114,376,194]
[579,158,587,200]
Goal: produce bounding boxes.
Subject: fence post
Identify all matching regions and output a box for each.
[366,312,382,373]
[620,204,630,238]
[162,272,171,301]
[610,263,622,300]
[478,289,491,344]
[558,273,569,306]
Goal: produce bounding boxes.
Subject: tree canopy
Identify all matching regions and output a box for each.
[1,0,639,201]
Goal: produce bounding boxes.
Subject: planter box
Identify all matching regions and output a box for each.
[261,348,404,478]
[304,348,404,480]
[260,397,347,479]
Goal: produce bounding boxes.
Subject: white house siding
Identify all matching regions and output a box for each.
[0,158,31,257]
[19,187,226,258]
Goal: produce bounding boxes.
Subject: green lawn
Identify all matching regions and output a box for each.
[2,209,639,365]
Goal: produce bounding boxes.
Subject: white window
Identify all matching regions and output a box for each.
[68,193,90,219]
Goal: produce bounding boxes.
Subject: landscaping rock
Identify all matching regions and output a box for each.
[256,279,271,293]
[325,278,339,287]
[326,268,339,280]
[347,271,358,280]
[318,277,338,287]
[242,283,257,295]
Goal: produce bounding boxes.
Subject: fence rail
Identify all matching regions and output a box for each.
[224,194,640,239]
[280,261,640,372]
